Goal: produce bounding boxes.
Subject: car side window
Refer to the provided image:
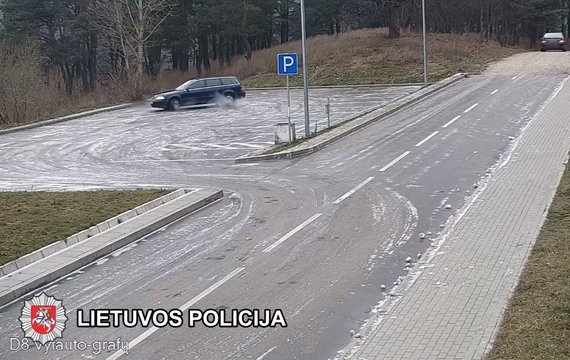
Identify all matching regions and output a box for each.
[187,80,205,89]
[206,79,222,87]
[221,78,238,85]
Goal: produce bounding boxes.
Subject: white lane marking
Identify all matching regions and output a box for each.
[233,163,260,167]
[491,89,499,95]
[511,75,518,80]
[106,267,245,360]
[379,151,411,172]
[414,131,439,147]
[230,143,266,149]
[202,143,239,150]
[442,115,461,128]
[263,214,322,253]
[256,346,277,360]
[390,113,431,136]
[333,177,375,204]
[463,103,479,113]
[550,76,569,99]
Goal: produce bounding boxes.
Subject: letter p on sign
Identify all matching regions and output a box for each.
[278,53,298,76]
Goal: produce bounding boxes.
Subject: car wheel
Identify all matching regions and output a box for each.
[168,98,180,111]
[223,93,235,106]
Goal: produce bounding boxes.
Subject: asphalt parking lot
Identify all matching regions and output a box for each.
[0,86,419,170]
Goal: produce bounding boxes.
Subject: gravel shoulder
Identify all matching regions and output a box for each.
[485,51,570,75]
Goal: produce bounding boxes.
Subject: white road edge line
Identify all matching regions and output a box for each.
[491,89,499,95]
[231,143,266,149]
[263,214,322,253]
[463,103,479,113]
[442,115,461,128]
[106,267,245,360]
[256,346,278,360]
[333,177,375,204]
[414,131,439,147]
[379,151,411,172]
[110,159,235,163]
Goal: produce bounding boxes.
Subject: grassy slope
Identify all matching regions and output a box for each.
[227,29,522,87]
[487,162,570,359]
[0,190,168,266]
[157,29,524,90]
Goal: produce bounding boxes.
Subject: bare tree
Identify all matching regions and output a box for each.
[91,0,130,78]
[91,0,174,97]
[0,41,51,125]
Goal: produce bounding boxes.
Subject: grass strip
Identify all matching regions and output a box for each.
[0,189,169,266]
[487,162,570,359]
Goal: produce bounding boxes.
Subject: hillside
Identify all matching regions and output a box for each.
[157,28,525,91]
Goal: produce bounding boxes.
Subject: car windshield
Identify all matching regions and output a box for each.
[544,33,563,39]
[175,80,196,91]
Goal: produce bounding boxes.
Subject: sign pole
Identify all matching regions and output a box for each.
[277,52,298,144]
[286,75,292,143]
[326,97,331,128]
[421,0,429,85]
[300,0,310,138]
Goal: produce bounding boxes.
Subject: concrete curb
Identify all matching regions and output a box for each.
[0,188,223,307]
[0,103,133,136]
[245,83,424,91]
[0,188,188,278]
[235,73,467,163]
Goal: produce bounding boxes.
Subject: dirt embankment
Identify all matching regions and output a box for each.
[485,51,570,75]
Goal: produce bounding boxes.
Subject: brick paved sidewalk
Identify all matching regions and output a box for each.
[347,77,570,360]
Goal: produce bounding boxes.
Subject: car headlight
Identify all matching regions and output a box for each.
[154,95,166,101]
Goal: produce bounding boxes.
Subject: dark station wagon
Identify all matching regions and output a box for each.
[151,76,246,110]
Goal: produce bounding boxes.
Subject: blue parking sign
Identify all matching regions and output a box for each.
[277,53,298,76]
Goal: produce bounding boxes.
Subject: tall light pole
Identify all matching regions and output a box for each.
[421,0,429,85]
[300,0,311,138]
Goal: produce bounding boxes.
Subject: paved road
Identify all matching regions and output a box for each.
[0,74,565,359]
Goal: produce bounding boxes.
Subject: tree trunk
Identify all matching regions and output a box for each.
[135,0,145,98]
[242,36,252,60]
[480,5,484,42]
[199,31,210,72]
[146,44,161,78]
[59,63,74,95]
[180,48,189,72]
[567,0,570,38]
[195,46,202,75]
[211,34,218,61]
[81,60,89,92]
[280,0,289,43]
[225,42,231,65]
[387,6,401,39]
[268,16,273,47]
[88,34,97,91]
[172,48,179,70]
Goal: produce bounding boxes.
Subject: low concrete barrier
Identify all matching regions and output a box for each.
[0,188,195,278]
[0,103,134,135]
[235,73,467,163]
[0,188,223,306]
